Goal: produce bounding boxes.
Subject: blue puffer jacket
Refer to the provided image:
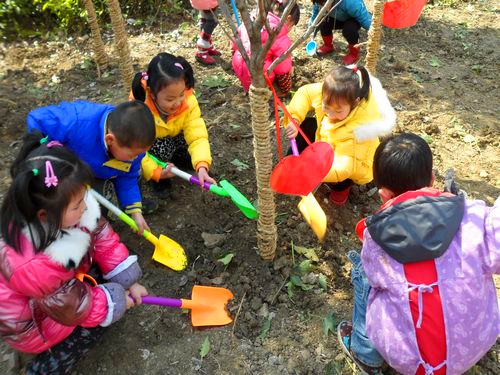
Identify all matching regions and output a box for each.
[328,0,372,30]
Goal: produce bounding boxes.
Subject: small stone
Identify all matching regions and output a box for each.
[479,170,488,178]
[273,256,290,271]
[201,232,227,248]
[257,303,269,318]
[178,275,188,287]
[297,222,309,233]
[210,276,224,285]
[139,348,151,360]
[299,349,311,361]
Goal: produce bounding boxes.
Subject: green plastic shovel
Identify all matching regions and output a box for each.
[147,153,258,220]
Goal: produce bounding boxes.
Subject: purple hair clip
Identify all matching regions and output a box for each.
[174,63,184,70]
[141,71,149,81]
[44,161,58,188]
[47,140,63,148]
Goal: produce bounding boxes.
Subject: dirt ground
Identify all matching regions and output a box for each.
[0,1,499,374]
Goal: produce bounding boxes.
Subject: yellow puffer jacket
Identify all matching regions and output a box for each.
[285,76,395,185]
[130,80,212,181]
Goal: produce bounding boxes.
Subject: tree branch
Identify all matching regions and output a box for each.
[267,0,341,74]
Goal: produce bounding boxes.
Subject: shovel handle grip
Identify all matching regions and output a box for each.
[290,138,300,156]
[141,296,183,308]
[170,167,212,190]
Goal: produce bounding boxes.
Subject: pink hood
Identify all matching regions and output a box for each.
[190,0,218,11]
[232,12,293,92]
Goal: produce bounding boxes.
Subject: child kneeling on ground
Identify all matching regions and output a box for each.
[339,133,499,375]
[0,133,148,374]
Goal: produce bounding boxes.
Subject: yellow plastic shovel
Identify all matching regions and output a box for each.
[90,189,187,271]
[290,139,327,242]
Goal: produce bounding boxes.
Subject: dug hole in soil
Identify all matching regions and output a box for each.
[0,2,498,374]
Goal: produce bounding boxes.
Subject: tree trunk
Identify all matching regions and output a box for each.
[107,0,134,93]
[365,0,385,74]
[248,79,277,260]
[83,0,108,68]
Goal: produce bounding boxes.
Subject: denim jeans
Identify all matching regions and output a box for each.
[348,250,384,367]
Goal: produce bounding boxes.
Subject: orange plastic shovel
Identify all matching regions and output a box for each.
[141,285,234,327]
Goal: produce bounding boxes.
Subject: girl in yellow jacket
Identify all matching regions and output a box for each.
[130,52,215,194]
[285,65,395,205]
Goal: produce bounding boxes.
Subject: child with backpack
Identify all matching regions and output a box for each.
[339,133,500,374]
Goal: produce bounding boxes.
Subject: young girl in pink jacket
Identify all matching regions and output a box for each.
[232,0,300,95]
[0,133,147,374]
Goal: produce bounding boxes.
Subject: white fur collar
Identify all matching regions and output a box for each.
[352,75,396,142]
[24,191,101,268]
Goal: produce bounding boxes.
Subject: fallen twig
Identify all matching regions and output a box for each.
[232,290,247,335]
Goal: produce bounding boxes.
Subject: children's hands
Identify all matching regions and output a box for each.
[285,123,299,139]
[131,212,150,235]
[128,283,148,306]
[197,167,217,189]
[160,163,175,179]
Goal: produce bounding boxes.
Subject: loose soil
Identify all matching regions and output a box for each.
[0,1,498,374]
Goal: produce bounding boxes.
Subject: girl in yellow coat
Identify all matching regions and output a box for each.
[285,65,395,204]
[130,53,215,194]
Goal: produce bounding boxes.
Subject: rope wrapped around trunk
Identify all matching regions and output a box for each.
[365,0,385,74]
[248,84,277,260]
[84,0,108,68]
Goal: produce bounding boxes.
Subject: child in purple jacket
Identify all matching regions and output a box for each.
[338,133,499,375]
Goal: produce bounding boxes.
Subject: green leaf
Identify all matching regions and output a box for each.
[325,361,344,375]
[287,281,294,298]
[322,312,336,336]
[217,253,235,266]
[318,273,327,291]
[421,134,433,144]
[259,316,273,339]
[200,336,210,360]
[200,75,231,89]
[231,159,250,171]
[429,57,441,67]
[294,245,319,262]
[290,275,303,287]
[297,259,315,275]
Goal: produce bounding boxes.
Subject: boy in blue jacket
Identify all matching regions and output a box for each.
[27,100,156,232]
[311,0,372,64]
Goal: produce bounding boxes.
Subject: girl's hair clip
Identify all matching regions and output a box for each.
[40,136,49,144]
[44,161,58,188]
[352,66,359,73]
[141,71,149,81]
[47,140,63,148]
[174,62,184,70]
[32,168,39,176]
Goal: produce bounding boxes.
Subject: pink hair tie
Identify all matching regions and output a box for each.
[47,140,63,148]
[174,63,184,70]
[141,72,149,81]
[44,161,58,188]
[352,66,358,73]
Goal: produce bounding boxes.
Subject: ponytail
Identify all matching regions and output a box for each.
[133,52,196,99]
[131,72,147,102]
[322,65,372,109]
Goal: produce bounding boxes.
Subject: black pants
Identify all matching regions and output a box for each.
[25,326,105,375]
[320,17,361,45]
[287,117,353,191]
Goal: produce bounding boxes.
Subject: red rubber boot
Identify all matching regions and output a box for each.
[342,44,360,65]
[317,35,335,56]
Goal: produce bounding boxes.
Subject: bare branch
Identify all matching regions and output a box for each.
[267,0,341,74]
[261,0,297,55]
[216,1,252,67]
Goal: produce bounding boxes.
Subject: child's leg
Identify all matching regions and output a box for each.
[286,117,317,155]
[196,8,220,64]
[275,72,293,95]
[339,19,361,65]
[348,250,384,367]
[317,16,336,55]
[25,326,105,375]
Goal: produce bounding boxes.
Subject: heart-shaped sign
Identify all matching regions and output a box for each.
[270,141,334,196]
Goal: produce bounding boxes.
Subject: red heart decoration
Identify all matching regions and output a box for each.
[383,0,426,29]
[270,142,334,196]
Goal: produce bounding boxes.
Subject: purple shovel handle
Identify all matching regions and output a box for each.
[141,295,183,308]
[189,175,212,190]
[290,138,300,156]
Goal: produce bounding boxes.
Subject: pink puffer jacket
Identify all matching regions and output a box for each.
[0,193,141,354]
[190,0,218,11]
[232,12,293,92]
